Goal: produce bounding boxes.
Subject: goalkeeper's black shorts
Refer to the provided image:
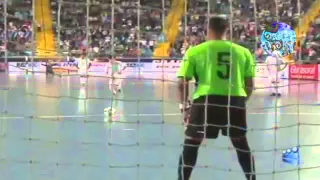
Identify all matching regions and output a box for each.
[185,95,247,139]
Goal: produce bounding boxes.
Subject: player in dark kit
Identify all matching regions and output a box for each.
[176,16,256,180]
[42,60,58,75]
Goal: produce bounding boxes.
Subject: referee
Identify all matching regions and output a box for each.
[177,16,256,180]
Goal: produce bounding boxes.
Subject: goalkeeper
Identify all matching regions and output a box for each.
[176,16,256,180]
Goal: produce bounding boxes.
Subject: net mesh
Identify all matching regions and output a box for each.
[1,0,320,179]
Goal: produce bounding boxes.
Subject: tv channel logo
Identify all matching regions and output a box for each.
[260,22,296,57]
[282,147,303,165]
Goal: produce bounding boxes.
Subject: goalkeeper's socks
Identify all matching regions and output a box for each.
[232,138,256,180]
[178,139,201,180]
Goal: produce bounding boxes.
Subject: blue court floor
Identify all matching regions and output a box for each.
[0,73,319,180]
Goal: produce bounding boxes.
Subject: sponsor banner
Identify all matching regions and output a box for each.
[289,64,319,80]
[8,62,45,72]
[88,62,106,73]
[255,64,268,78]
[255,63,288,79]
[8,62,107,74]
[148,62,289,78]
[56,62,78,71]
[151,59,181,72]
[319,64,320,80]
[56,62,107,74]
[0,57,157,62]
[8,61,317,83]
[53,68,74,74]
[126,62,145,68]
[125,62,153,72]
[119,58,155,63]
[52,62,106,75]
[55,62,151,73]
[7,61,153,74]
[90,62,151,73]
[0,63,8,72]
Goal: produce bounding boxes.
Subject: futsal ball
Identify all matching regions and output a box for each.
[104,107,116,116]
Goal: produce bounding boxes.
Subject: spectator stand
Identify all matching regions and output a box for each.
[0,0,319,64]
[0,0,33,57]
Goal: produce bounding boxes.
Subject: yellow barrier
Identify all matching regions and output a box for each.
[35,0,57,57]
[153,0,186,57]
[295,0,320,48]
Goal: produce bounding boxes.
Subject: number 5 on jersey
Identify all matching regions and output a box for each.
[217,52,231,79]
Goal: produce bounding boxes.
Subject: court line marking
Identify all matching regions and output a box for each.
[0,112,320,120]
[123,129,135,131]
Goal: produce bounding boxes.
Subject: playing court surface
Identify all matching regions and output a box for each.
[0,73,319,180]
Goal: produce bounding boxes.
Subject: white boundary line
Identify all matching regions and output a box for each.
[0,112,320,120]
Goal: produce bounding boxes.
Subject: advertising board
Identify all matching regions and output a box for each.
[255,63,288,79]
[255,64,268,78]
[124,62,150,72]
[56,62,78,72]
[151,59,181,72]
[126,63,144,68]
[52,62,107,75]
[289,64,319,80]
[88,62,106,73]
[8,62,45,72]
[6,61,319,84]
[8,62,106,74]
[0,63,8,72]
[7,61,151,74]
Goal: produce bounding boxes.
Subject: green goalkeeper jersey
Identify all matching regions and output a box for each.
[177,40,255,99]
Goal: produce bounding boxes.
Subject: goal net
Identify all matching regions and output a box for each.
[0,0,320,180]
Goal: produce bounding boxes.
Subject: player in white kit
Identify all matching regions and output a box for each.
[104,57,126,116]
[76,54,92,85]
[265,45,286,96]
[106,58,126,95]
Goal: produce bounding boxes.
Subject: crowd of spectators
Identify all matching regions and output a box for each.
[0,0,33,57]
[300,19,320,62]
[0,0,319,62]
